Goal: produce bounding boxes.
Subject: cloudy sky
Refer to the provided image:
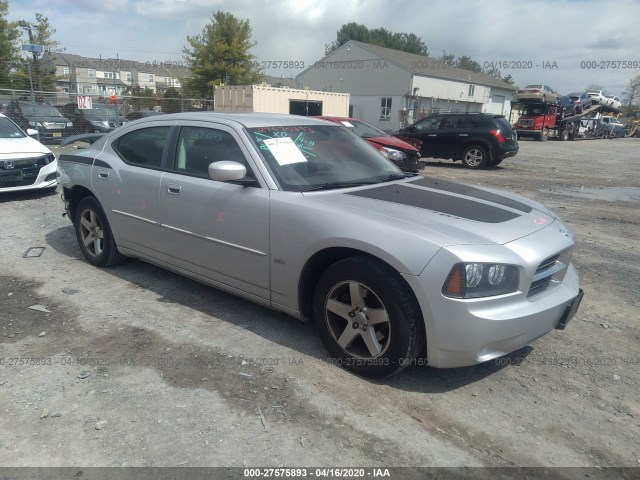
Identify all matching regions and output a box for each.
[7,0,640,97]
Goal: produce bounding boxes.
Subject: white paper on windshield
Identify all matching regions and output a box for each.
[262,137,308,166]
[340,121,355,128]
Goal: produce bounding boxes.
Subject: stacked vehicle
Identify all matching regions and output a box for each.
[512,85,624,141]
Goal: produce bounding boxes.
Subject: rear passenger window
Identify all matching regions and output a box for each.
[113,127,170,169]
[173,126,246,178]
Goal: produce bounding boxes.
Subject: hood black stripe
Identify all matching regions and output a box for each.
[347,184,520,223]
[409,177,533,213]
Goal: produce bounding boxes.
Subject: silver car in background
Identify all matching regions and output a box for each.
[57,113,583,377]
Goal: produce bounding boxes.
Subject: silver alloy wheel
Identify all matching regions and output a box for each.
[79,208,105,257]
[464,148,484,167]
[324,281,391,359]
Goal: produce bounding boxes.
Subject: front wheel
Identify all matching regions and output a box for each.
[539,128,549,142]
[74,196,126,267]
[313,256,423,378]
[462,145,488,169]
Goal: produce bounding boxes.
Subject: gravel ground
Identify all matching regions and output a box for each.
[0,137,638,469]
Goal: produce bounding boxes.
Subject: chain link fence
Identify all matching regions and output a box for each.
[0,88,214,144]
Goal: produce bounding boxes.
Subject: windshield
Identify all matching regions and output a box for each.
[522,105,546,115]
[248,125,401,192]
[83,104,119,120]
[18,102,63,117]
[342,119,388,138]
[0,116,26,138]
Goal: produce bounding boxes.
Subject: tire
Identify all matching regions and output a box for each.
[539,128,549,142]
[462,145,488,169]
[542,95,546,103]
[559,129,569,141]
[312,256,423,378]
[74,196,126,267]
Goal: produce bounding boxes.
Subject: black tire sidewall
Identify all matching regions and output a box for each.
[74,196,119,267]
[312,257,420,378]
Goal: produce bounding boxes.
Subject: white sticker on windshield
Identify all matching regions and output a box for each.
[262,137,308,166]
[340,121,354,128]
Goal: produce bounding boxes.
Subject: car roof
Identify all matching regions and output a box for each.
[130,112,338,129]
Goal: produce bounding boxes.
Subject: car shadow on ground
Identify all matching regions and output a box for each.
[0,186,58,204]
[420,160,505,171]
[44,224,530,393]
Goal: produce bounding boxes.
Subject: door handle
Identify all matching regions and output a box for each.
[97,171,109,179]
[167,183,181,195]
[458,134,469,136]
[427,134,437,137]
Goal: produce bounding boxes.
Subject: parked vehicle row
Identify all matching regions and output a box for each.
[515,84,621,112]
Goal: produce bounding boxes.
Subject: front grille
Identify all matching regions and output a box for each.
[528,253,566,298]
[0,154,51,187]
[519,119,534,127]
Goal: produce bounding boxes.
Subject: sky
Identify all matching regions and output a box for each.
[6,0,640,97]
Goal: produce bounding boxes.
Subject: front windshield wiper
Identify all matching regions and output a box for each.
[299,173,419,192]
[299,181,380,192]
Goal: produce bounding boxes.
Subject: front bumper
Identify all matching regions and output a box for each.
[0,160,57,193]
[404,223,581,368]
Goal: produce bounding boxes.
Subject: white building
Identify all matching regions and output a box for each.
[296,41,517,131]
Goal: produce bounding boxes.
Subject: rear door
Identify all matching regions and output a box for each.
[92,123,174,259]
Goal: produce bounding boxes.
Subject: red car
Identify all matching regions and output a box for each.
[315,116,422,171]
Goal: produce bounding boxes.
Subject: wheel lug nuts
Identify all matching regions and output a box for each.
[352,322,359,329]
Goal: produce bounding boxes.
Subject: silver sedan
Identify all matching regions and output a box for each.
[57,113,583,377]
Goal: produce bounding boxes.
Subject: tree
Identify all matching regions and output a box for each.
[0,0,20,89]
[455,55,483,73]
[326,22,428,56]
[161,87,182,113]
[439,50,456,67]
[623,75,640,111]
[183,10,261,97]
[502,74,516,86]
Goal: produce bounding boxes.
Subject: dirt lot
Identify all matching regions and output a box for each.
[0,137,639,469]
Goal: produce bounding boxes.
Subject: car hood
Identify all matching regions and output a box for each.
[302,176,556,246]
[364,135,419,153]
[0,136,51,159]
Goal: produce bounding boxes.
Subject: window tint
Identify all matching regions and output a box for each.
[439,116,457,129]
[114,126,170,168]
[174,126,246,177]
[412,115,442,130]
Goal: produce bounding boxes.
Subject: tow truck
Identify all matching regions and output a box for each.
[510,100,623,141]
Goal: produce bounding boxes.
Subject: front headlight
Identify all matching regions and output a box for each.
[66,122,73,127]
[90,120,108,127]
[379,146,407,162]
[29,121,43,127]
[442,262,519,299]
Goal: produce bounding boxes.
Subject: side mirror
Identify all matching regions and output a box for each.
[26,128,39,137]
[208,161,247,182]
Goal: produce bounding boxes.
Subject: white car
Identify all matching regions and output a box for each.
[605,95,621,111]
[0,113,57,193]
[586,90,609,106]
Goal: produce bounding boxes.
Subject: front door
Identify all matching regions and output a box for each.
[158,123,270,300]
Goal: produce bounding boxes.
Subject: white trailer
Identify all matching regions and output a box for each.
[213,85,349,117]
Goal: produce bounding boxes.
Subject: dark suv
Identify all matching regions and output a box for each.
[396,113,519,168]
[58,103,127,134]
[5,101,74,144]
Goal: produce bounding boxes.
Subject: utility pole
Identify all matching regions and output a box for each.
[18,21,43,95]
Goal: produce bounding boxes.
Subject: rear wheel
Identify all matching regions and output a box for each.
[559,129,569,141]
[74,196,126,267]
[313,256,422,378]
[462,145,488,169]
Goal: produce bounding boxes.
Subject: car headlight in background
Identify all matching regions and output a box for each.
[66,122,73,127]
[379,147,407,162]
[90,120,110,128]
[442,262,519,298]
[29,121,43,127]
